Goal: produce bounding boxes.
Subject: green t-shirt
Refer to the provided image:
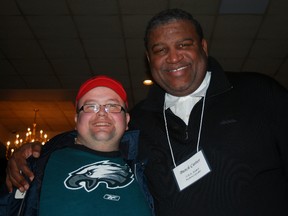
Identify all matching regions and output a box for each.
[39,145,152,216]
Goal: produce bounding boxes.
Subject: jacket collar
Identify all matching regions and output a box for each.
[165,71,211,109]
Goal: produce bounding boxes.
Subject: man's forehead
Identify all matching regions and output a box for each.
[79,87,123,102]
[148,20,197,43]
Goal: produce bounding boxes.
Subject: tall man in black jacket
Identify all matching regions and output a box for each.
[5,8,288,216]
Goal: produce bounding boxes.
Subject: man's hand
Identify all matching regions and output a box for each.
[5,142,42,193]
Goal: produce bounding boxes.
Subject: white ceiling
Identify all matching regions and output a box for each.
[0,0,288,143]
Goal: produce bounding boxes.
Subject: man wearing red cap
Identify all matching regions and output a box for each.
[1,75,153,216]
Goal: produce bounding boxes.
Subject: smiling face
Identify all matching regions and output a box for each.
[75,86,130,152]
[146,19,208,96]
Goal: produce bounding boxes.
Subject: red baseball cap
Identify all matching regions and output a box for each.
[75,75,128,108]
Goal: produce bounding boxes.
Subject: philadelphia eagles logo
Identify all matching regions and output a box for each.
[64,160,134,192]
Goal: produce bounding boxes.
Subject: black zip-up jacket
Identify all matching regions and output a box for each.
[129,57,288,216]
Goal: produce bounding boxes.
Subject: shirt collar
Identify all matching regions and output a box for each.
[165,71,211,109]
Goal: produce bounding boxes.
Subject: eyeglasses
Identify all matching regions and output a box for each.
[77,104,126,114]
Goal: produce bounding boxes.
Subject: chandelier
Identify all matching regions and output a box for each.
[6,109,48,159]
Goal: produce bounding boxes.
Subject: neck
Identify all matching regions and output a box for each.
[74,138,119,152]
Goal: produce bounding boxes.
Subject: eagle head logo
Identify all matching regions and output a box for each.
[64,160,134,192]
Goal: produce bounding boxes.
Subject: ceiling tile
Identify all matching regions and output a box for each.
[214,15,262,39]
[22,75,62,89]
[171,0,220,14]
[0,118,27,132]
[8,101,35,113]
[122,15,151,38]
[279,59,288,75]
[126,39,146,59]
[17,0,69,15]
[0,76,27,88]
[216,58,245,72]
[58,75,92,89]
[0,16,34,39]
[0,0,20,15]
[56,101,75,111]
[0,89,76,101]
[267,0,288,15]
[258,15,288,39]
[62,111,76,125]
[51,59,91,75]
[83,39,126,58]
[106,74,132,90]
[40,39,85,58]
[210,39,252,58]
[0,59,17,75]
[194,15,216,40]
[0,40,45,59]
[11,59,54,75]
[128,58,150,84]
[119,0,168,14]
[242,58,282,76]
[45,119,73,132]
[68,0,119,15]
[0,109,14,119]
[27,16,78,39]
[89,58,129,76]
[219,0,269,14]
[249,39,288,58]
[74,15,123,39]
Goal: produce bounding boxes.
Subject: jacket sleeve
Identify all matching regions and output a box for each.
[270,79,288,178]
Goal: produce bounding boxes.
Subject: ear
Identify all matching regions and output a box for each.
[201,39,208,56]
[146,51,150,63]
[74,114,78,129]
[125,113,130,130]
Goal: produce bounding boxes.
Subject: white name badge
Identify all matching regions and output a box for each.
[173,150,211,191]
[15,189,26,199]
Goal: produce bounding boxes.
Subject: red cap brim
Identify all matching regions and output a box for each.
[75,75,128,109]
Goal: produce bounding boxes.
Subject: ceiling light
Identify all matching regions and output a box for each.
[143,79,153,86]
[5,109,49,159]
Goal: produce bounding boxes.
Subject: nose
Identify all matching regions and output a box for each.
[97,105,108,116]
[166,49,183,64]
